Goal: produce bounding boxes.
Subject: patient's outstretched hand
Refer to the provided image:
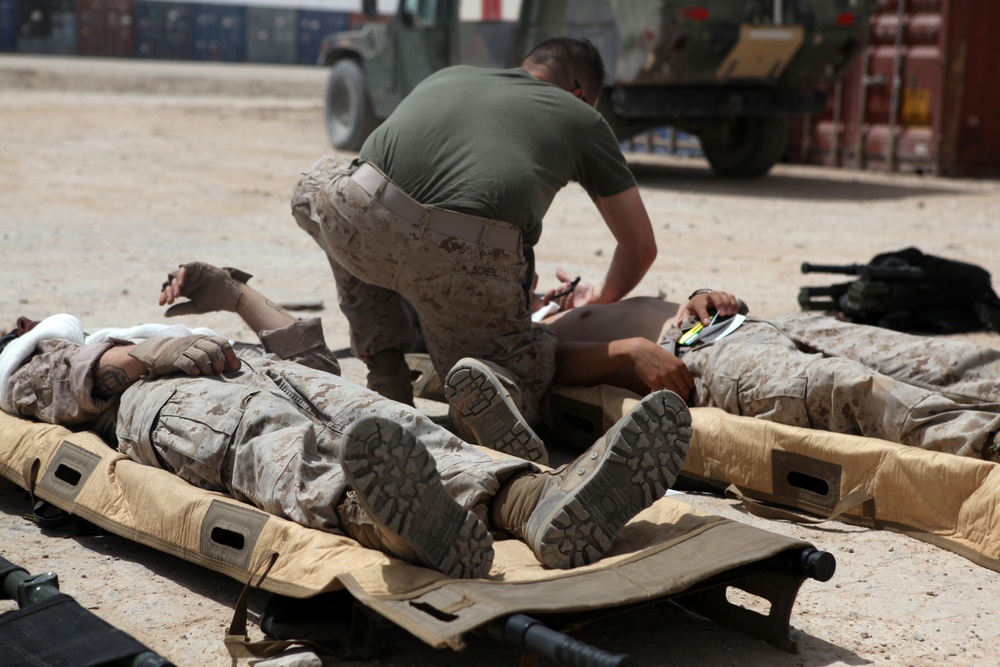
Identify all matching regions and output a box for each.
[159,262,253,317]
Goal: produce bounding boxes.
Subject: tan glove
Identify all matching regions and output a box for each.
[162,262,253,317]
[129,335,239,377]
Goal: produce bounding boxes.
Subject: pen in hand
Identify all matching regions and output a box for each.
[549,276,581,299]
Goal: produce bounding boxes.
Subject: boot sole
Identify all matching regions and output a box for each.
[444,359,549,465]
[339,416,494,579]
[526,390,692,569]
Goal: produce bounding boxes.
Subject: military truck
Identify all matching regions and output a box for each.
[318,0,873,177]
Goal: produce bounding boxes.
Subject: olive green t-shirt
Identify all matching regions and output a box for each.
[360,66,636,247]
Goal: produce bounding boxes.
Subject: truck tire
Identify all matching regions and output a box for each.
[324,59,377,151]
[700,116,790,177]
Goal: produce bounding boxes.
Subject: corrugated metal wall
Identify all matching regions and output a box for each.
[787,0,1000,177]
[3,0,349,66]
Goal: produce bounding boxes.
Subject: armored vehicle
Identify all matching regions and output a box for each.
[318,0,873,176]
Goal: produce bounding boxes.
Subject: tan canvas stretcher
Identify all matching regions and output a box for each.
[543,384,1000,573]
[0,409,826,659]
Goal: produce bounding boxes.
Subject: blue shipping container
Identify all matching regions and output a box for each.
[297,9,347,65]
[135,0,194,60]
[0,0,16,52]
[193,3,245,62]
[245,6,295,64]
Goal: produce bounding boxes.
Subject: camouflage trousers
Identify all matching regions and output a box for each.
[679,313,1000,459]
[291,156,558,425]
[114,355,533,533]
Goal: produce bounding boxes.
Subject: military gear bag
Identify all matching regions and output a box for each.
[798,247,1000,334]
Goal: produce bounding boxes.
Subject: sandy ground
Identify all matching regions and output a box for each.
[1,54,999,666]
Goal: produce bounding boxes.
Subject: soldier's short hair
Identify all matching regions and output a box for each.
[522,37,605,102]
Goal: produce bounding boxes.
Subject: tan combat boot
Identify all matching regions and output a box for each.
[338,415,494,579]
[444,357,549,465]
[490,390,692,569]
[365,349,415,406]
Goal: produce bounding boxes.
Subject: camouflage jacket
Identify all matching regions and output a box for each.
[4,317,339,443]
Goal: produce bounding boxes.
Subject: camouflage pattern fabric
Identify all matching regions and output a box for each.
[292,156,557,425]
[114,355,532,532]
[235,316,341,376]
[6,323,534,534]
[674,314,1000,459]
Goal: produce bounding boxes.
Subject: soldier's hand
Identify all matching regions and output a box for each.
[129,335,241,377]
[676,290,741,326]
[543,267,596,311]
[159,262,253,317]
[627,338,694,401]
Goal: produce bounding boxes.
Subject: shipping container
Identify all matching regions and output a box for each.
[135,0,194,60]
[77,0,134,58]
[787,0,1000,177]
[297,9,346,65]
[623,128,704,160]
[0,0,17,51]
[245,6,295,64]
[17,0,77,55]
[192,3,245,61]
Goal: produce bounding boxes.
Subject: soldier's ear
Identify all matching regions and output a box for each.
[16,316,40,335]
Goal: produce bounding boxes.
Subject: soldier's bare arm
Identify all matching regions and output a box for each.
[587,187,658,307]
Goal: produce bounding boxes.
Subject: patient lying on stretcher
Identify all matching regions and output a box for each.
[0,263,692,579]
[536,271,1000,462]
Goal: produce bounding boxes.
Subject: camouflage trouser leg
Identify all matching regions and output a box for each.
[291,158,557,425]
[768,313,1000,403]
[115,359,536,533]
[682,314,1000,458]
[291,156,417,359]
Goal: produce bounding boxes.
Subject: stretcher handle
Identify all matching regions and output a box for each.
[768,547,837,582]
[0,554,58,606]
[490,613,635,667]
[0,553,176,667]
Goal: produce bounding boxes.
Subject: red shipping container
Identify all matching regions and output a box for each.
[77,0,134,58]
[786,0,1000,177]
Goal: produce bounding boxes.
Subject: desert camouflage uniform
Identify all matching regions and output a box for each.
[4,318,533,533]
[291,156,557,425]
[667,313,1000,459]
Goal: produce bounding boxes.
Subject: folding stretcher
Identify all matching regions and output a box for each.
[543,383,1000,574]
[0,408,834,665]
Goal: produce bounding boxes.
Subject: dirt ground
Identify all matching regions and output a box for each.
[1,54,999,667]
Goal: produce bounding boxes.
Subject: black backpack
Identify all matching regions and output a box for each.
[798,247,1000,334]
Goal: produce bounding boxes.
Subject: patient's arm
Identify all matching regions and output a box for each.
[92,345,148,398]
[160,262,298,333]
[158,262,340,375]
[97,336,240,398]
[554,338,693,400]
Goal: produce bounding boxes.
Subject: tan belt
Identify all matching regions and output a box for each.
[349,162,521,253]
